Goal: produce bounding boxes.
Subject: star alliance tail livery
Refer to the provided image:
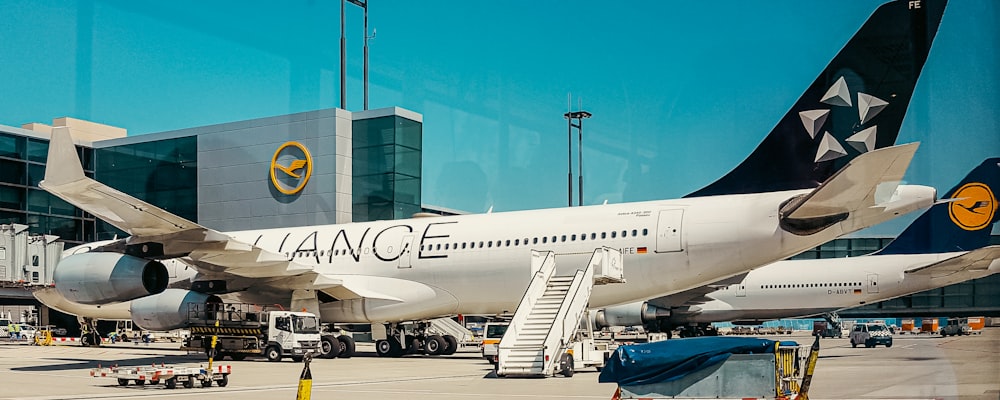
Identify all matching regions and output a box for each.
[688,0,947,197]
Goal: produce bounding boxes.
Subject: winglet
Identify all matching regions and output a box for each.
[40,127,87,188]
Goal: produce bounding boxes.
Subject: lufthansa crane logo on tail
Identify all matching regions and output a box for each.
[270,141,313,195]
[948,182,997,231]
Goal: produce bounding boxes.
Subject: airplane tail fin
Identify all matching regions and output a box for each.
[880,158,1000,255]
[687,0,947,198]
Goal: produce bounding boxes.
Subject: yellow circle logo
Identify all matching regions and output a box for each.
[269,142,313,195]
[948,182,996,231]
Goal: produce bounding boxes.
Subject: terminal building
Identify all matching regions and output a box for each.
[1,108,421,245]
[0,110,997,327]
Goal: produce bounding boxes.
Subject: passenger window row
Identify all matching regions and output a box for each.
[282,227,652,259]
[759,282,862,289]
[419,228,650,252]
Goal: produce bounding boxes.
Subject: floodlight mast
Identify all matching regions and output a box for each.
[347,0,371,110]
[564,108,592,207]
[340,0,346,109]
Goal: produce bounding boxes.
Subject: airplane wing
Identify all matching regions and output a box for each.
[39,127,310,279]
[905,246,1000,277]
[779,143,922,235]
[645,272,749,310]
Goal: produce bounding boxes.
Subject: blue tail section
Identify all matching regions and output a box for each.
[880,158,1000,255]
[687,0,947,198]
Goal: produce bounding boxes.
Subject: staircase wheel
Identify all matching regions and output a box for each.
[559,353,574,377]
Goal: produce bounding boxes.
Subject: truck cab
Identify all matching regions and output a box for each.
[263,311,321,362]
[480,322,508,364]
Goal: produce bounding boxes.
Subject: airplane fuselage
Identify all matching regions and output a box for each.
[212,186,928,323]
[680,253,1000,324]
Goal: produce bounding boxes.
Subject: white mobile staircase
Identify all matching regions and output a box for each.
[497,247,624,377]
[429,317,476,344]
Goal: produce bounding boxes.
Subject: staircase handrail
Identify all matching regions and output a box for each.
[537,248,599,375]
[498,251,556,361]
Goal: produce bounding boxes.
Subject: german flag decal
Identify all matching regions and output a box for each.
[853,289,862,294]
[637,247,648,254]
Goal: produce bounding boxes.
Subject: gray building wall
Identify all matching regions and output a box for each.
[195,108,353,231]
[92,106,419,233]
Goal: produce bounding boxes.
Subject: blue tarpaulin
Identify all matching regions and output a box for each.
[598,337,796,386]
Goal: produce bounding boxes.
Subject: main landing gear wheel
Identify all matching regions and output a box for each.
[424,335,446,355]
[442,335,458,355]
[319,336,342,359]
[406,335,422,355]
[375,337,403,357]
[337,335,356,358]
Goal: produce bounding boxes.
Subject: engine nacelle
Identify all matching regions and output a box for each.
[54,252,169,305]
[131,289,221,331]
[595,302,670,329]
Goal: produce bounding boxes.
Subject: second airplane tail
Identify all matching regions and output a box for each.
[687,0,947,198]
[880,158,1000,255]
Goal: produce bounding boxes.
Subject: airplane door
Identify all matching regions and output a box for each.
[656,209,684,253]
[397,235,414,269]
[736,284,747,297]
[867,273,879,294]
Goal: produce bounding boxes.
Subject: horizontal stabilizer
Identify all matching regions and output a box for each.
[905,246,1000,277]
[779,143,919,234]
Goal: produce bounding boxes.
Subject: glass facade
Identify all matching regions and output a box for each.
[94,136,198,240]
[352,116,422,222]
[0,132,96,245]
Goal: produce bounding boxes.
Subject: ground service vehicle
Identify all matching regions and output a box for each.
[181,303,321,362]
[481,322,508,364]
[849,323,892,348]
[812,321,841,338]
[91,363,232,389]
[939,318,971,337]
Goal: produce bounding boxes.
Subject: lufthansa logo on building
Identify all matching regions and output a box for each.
[269,141,313,195]
[948,182,996,231]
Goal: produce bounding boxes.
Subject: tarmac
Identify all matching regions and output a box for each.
[0,329,997,400]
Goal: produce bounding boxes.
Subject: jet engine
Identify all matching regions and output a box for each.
[53,252,169,305]
[131,289,222,331]
[594,302,670,329]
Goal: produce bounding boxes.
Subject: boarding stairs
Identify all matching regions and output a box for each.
[497,247,624,377]
[823,312,842,331]
[429,317,476,345]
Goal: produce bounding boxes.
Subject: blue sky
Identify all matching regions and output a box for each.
[0,1,997,235]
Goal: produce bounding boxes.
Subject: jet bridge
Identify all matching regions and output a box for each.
[0,224,63,288]
[497,247,624,377]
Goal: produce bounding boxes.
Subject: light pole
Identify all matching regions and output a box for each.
[347,0,371,110]
[340,0,346,109]
[564,110,591,206]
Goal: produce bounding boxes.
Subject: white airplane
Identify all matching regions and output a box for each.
[34,0,944,358]
[596,158,1000,336]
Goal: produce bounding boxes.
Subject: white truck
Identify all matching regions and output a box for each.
[481,321,509,364]
[180,303,321,362]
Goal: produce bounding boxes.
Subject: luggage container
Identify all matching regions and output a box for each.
[920,319,939,334]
